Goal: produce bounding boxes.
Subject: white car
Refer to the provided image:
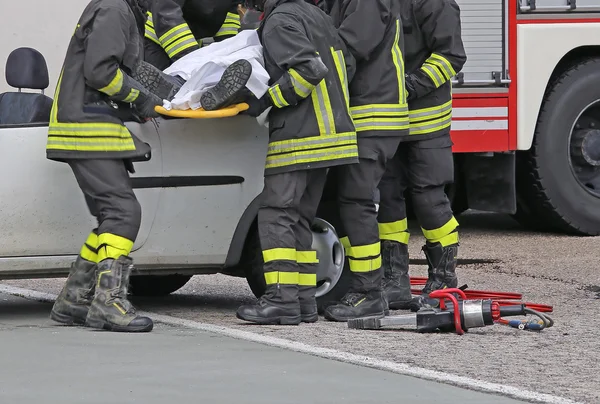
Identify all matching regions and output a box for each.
[0,46,347,311]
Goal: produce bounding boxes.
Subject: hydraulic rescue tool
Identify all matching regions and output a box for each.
[347,289,555,335]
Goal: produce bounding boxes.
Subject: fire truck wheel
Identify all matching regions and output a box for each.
[129,274,193,297]
[516,57,600,236]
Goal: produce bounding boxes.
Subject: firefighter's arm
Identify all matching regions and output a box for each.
[83,8,162,118]
[407,0,467,99]
[151,0,200,61]
[214,2,242,42]
[261,15,329,109]
[337,0,389,62]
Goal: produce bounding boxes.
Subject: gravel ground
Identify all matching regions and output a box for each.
[3,212,600,404]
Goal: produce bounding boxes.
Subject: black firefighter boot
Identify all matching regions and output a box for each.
[381,240,413,310]
[236,283,302,325]
[200,59,253,111]
[131,60,185,101]
[50,256,96,325]
[298,284,318,323]
[409,242,459,312]
[85,256,154,332]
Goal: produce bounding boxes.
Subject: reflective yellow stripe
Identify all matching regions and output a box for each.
[409,101,453,122]
[331,48,350,109]
[435,231,459,247]
[268,84,289,108]
[80,231,99,262]
[378,220,408,234]
[391,20,407,104]
[215,13,240,37]
[123,89,140,103]
[264,271,299,285]
[98,69,123,96]
[267,132,356,155]
[345,242,380,259]
[409,113,452,135]
[97,270,111,286]
[262,248,297,263]
[164,35,198,58]
[350,104,409,117]
[421,216,459,241]
[421,63,444,88]
[297,251,319,264]
[348,256,382,273]
[353,117,410,132]
[97,233,134,262]
[289,69,315,98]
[340,236,350,249]
[428,53,456,80]
[159,23,192,44]
[265,145,358,169]
[298,273,317,286]
[380,231,410,244]
[311,79,336,135]
[145,24,160,45]
[113,302,127,315]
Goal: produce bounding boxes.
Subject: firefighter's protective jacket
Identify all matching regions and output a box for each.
[145,0,242,63]
[46,0,151,161]
[400,0,466,139]
[329,0,409,138]
[259,0,358,175]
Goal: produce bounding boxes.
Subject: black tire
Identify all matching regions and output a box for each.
[516,58,600,235]
[242,224,351,312]
[129,274,192,297]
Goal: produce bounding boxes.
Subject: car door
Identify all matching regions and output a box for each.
[0,121,161,257]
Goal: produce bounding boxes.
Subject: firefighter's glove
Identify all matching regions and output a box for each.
[405,74,417,101]
[243,93,272,117]
[133,91,163,119]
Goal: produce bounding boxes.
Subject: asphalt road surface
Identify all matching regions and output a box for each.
[0,292,523,404]
[2,212,599,404]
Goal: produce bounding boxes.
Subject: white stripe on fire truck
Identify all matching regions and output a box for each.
[451,120,508,131]
[451,107,507,118]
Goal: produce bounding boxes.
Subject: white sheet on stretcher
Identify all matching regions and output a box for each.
[162,30,270,116]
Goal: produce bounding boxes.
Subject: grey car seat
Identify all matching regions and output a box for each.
[0,47,53,125]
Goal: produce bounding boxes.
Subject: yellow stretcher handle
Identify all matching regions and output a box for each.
[154,103,249,119]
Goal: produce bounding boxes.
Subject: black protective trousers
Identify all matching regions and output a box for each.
[328,137,400,293]
[377,134,458,246]
[67,159,142,263]
[257,168,328,304]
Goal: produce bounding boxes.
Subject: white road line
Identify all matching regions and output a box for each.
[0,284,579,404]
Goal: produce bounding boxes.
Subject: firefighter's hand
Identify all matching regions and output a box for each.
[243,94,272,117]
[134,93,163,119]
[405,74,417,101]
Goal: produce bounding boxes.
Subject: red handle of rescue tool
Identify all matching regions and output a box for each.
[429,288,468,335]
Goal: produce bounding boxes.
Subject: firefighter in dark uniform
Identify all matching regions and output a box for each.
[227,0,358,325]
[377,0,467,311]
[48,0,163,333]
[144,0,244,71]
[321,0,410,322]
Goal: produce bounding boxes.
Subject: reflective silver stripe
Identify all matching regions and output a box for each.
[354,120,410,130]
[266,146,358,167]
[409,102,453,120]
[332,50,349,107]
[289,72,313,97]
[160,25,193,46]
[391,20,406,104]
[267,134,357,154]
[311,80,335,135]
[409,114,452,134]
[421,64,444,88]
[351,105,409,117]
[48,126,129,135]
[145,27,160,43]
[430,53,455,79]
[166,37,197,58]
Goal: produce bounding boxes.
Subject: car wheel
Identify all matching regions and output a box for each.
[129,274,193,297]
[243,217,348,311]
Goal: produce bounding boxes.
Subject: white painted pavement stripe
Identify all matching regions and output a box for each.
[452,107,508,118]
[452,120,508,131]
[0,284,580,404]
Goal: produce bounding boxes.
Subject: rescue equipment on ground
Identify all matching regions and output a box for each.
[348,282,555,335]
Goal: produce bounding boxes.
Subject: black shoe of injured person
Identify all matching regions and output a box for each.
[84,256,154,333]
[50,256,96,325]
[382,241,413,310]
[236,285,301,325]
[324,290,387,322]
[409,242,459,312]
[201,59,253,111]
[131,60,183,101]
